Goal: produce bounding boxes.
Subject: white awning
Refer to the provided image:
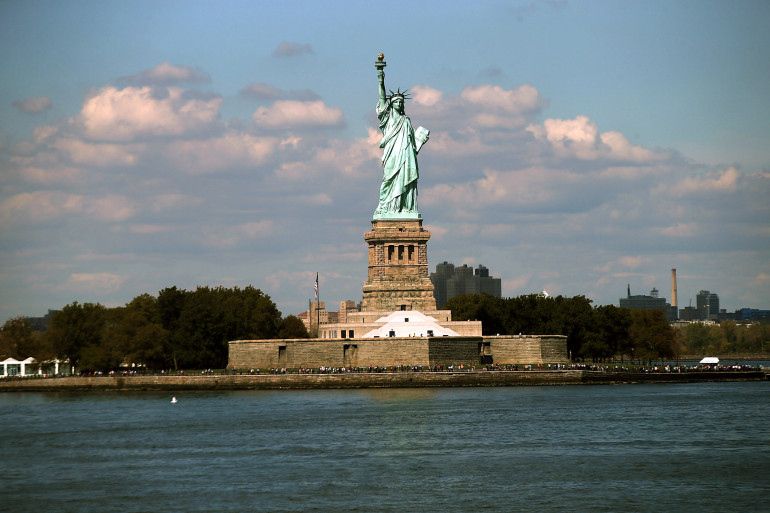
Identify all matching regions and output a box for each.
[362,311,460,338]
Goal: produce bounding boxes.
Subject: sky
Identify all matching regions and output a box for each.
[1,0,769,323]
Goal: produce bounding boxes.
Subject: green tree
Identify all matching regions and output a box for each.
[278,315,310,339]
[629,309,676,364]
[0,317,53,359]
[110,294,170,370]
[502,294,542,335]
[445,293,505,335]
[721,321,737,351]
[681,322,716,355]
[47,302,107,371]
[558,295,595,361]
[582,305,631,363]
[743,323,769,353]
[446,293,598,361]
[172,286,282,369]
[157,286,189,369]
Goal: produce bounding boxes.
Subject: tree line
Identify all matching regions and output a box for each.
[2,290,767,371]
[0,286,308,372]
[445,293,769,363]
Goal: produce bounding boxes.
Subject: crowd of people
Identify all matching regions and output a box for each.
[245,362,764,376]
[5,361,763,379]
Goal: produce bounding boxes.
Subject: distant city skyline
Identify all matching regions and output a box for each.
[1,1,768,322]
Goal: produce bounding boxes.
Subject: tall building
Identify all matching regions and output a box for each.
[696,290,719,321]
[429,262,502,308]
[620,285,677,321]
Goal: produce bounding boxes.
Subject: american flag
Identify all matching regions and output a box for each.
[314,273,318,301]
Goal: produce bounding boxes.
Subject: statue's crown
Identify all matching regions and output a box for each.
[387,88,411,102]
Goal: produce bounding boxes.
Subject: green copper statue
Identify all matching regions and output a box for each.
[374,54,429,218]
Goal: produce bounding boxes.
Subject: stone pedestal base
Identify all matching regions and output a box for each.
[361,218,437,312]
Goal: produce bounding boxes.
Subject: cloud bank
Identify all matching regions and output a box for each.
[1,63,768,322]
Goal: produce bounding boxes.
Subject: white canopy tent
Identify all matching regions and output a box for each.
[362,311,460,338]
[0,357,38,377]
[699,357,720,364]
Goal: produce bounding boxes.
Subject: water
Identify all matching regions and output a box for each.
[2,382,769,512]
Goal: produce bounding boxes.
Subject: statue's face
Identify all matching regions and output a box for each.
[393,97,404,113]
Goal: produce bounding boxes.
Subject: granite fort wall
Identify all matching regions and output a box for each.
[228,334,569,370]
[487,335,569,364]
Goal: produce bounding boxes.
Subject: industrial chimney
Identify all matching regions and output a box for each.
[671,268,678,308]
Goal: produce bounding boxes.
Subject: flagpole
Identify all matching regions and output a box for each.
[315,272,319,337]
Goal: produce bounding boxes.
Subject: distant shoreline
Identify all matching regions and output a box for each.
[0,369,766,391]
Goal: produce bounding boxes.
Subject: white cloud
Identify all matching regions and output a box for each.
[600,131,657,162]
[664,166,741,196]
[0,191,85,223]
[527,115,661,162]
[461,84,542,114]
[77,86,222,141]
[164,132,278,174]
[252,100,344,130]
[0,191,136,224]
[33,125,58,142]
[295,193,333,205]
[264,270,317,299]
[200,221,275,247]
[85,194,137,221]
[146,194,203,212]
[15,164,87,185]
[422,166,578,212]
[236,221,274,238]
[411,85,443,107]
[52,138,141,166]
[128,224,175,234]
[63,273,128,294]
[273,41,313,57]
[655,222,699,237]
[617,256,649,269]
[119,62,211,85]
[311,130,380,176]
[503,275,531,292]
[275,161,313,181]
[410,83,544,134]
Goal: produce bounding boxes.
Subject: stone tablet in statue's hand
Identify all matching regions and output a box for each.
[414,126,430,153]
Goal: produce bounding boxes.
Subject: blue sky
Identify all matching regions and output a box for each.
[1,0,768,322]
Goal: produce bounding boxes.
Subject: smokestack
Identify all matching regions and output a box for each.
[671,269,678,308]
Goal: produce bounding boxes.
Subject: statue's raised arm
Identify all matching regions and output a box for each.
[372,54,429,219]
[376,54,387,104]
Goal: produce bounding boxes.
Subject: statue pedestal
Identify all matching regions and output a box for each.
[361,218,437,312]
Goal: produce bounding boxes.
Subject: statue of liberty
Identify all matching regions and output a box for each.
[374,54,429,218]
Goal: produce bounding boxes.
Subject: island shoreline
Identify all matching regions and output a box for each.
[0,370,766,391]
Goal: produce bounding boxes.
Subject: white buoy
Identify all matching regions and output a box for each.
[171,396,178,403]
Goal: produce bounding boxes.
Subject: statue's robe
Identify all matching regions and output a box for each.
[375,99,419,214]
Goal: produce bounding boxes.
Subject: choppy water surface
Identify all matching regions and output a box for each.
[2,382,769,512]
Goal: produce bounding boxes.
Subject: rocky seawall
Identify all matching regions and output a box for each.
[0,370,765,391]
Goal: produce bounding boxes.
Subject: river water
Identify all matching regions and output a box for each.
[2,382,769,512]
